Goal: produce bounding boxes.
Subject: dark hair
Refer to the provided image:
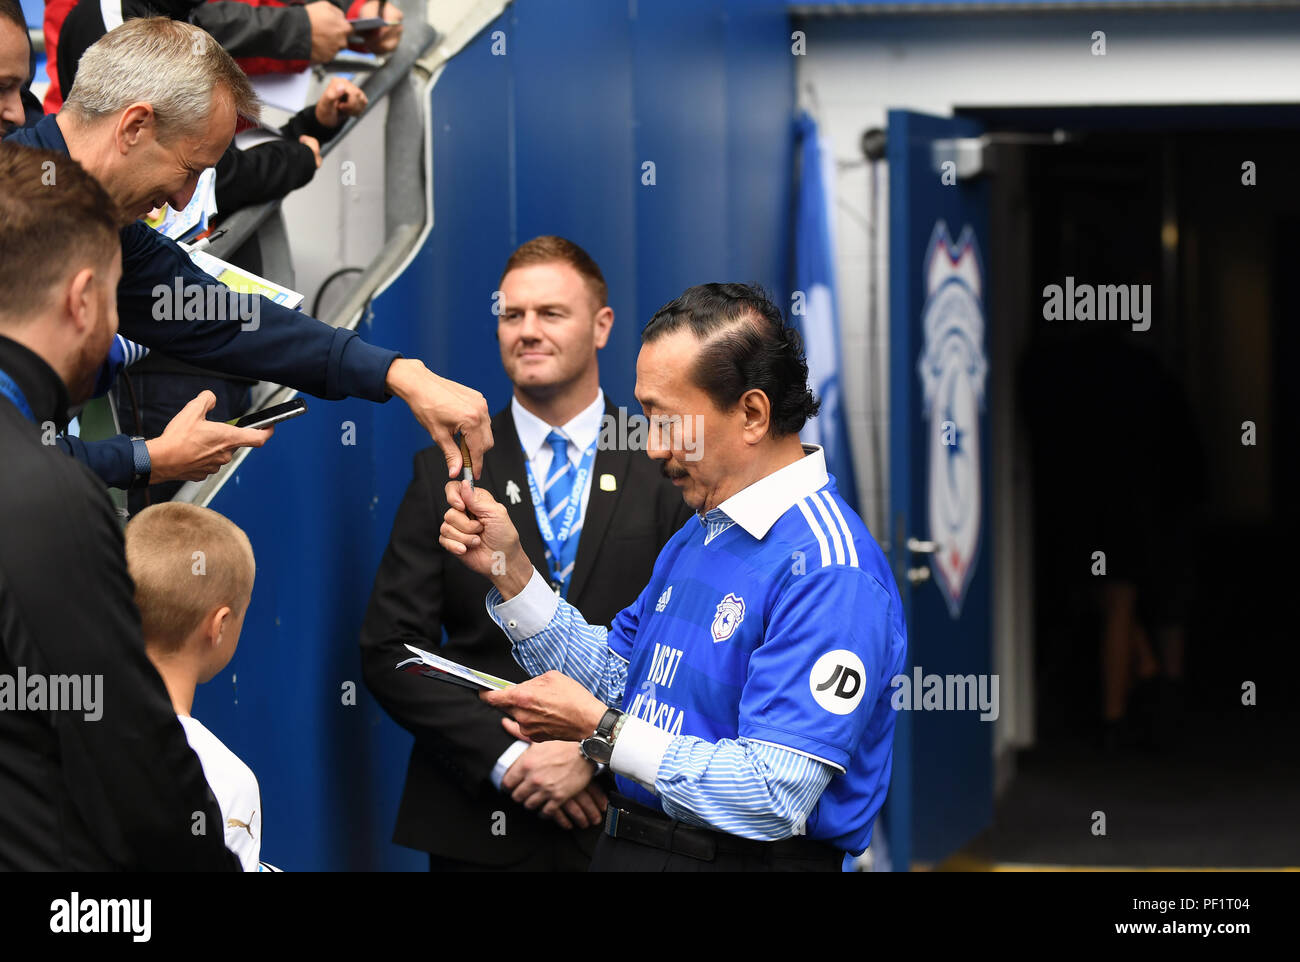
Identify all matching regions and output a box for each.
[0,0,23,32]
[641,283,820,438]
[499,235,608,308]
[0,144,122,322]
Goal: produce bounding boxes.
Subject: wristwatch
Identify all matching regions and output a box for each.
[129,437,151,488]
[579,707,626,765]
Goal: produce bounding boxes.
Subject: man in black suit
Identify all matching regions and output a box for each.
[361,237,692,871]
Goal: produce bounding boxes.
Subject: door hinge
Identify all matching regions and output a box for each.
[931,137,990,181]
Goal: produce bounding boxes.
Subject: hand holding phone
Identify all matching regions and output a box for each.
[146,391,277,484]
[229,398,308,430]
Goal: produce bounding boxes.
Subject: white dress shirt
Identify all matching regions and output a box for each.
[509,388,605,530]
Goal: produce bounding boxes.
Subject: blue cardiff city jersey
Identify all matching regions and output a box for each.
[606,474,907,855]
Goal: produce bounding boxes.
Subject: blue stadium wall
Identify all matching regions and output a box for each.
[193,0,794,871]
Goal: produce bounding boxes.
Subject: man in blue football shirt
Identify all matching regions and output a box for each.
[440,283,907,872]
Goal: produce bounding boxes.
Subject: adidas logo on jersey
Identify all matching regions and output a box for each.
[656,585,673,612]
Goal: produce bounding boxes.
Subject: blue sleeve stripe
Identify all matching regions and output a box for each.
[819,491,860,568]
[795,493,864,570]
[809,494,846,565]
[655,736,836,841]
[795,499,832,567]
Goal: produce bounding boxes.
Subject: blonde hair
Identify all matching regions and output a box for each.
[64,18,261,140]
[500,236,608,308]
[125,503,255,654]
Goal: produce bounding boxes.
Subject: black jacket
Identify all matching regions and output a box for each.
[360,400,693,864]
[57,0,351,94]
[215,107,343,215]
[0,335,238,870]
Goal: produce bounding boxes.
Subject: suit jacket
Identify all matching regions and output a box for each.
[360,399,694,865]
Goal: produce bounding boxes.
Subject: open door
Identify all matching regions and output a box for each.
[884,110,994,869]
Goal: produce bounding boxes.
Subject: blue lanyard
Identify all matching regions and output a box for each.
[0,368,34,423]
[523,440,597,595]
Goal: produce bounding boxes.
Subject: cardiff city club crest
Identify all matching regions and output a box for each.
[917,221,987,618]
[711,593,745,643]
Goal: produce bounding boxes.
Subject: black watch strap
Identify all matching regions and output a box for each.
[595,707,622,739]
[580,707,625,766]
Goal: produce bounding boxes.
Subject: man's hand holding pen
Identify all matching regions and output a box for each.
[439,480,532,597]
[384,360,493,479]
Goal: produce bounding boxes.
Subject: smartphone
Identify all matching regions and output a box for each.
[347,17,399,31]
[229,398,308,430]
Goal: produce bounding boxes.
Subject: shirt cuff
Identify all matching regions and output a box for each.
[490,740,530,791]
[609,715,674,793]
[489,568,559,642]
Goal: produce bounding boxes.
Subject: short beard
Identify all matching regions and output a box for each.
[67,325,113,407]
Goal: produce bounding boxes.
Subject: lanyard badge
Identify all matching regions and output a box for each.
[522,441,597,598]
[0,368,35,423]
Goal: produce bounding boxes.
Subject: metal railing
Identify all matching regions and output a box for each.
[177,11,439,506]
[204,17,438,260]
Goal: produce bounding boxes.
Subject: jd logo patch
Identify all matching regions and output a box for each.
[809,650,867,715]
[710,593,745,642]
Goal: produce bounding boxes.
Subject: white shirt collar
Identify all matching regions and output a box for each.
[511,388,605,462]
[711,444,830,540]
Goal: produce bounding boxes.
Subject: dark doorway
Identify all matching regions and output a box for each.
[967,110,1299,867]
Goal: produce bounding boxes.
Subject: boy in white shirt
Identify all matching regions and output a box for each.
[125,501,265,871]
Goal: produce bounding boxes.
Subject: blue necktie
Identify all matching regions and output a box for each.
[542,431,579,589]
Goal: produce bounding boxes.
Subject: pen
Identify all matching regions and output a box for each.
[185,228,227,253]
[457,433,474,487]
[456,433,476,519]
